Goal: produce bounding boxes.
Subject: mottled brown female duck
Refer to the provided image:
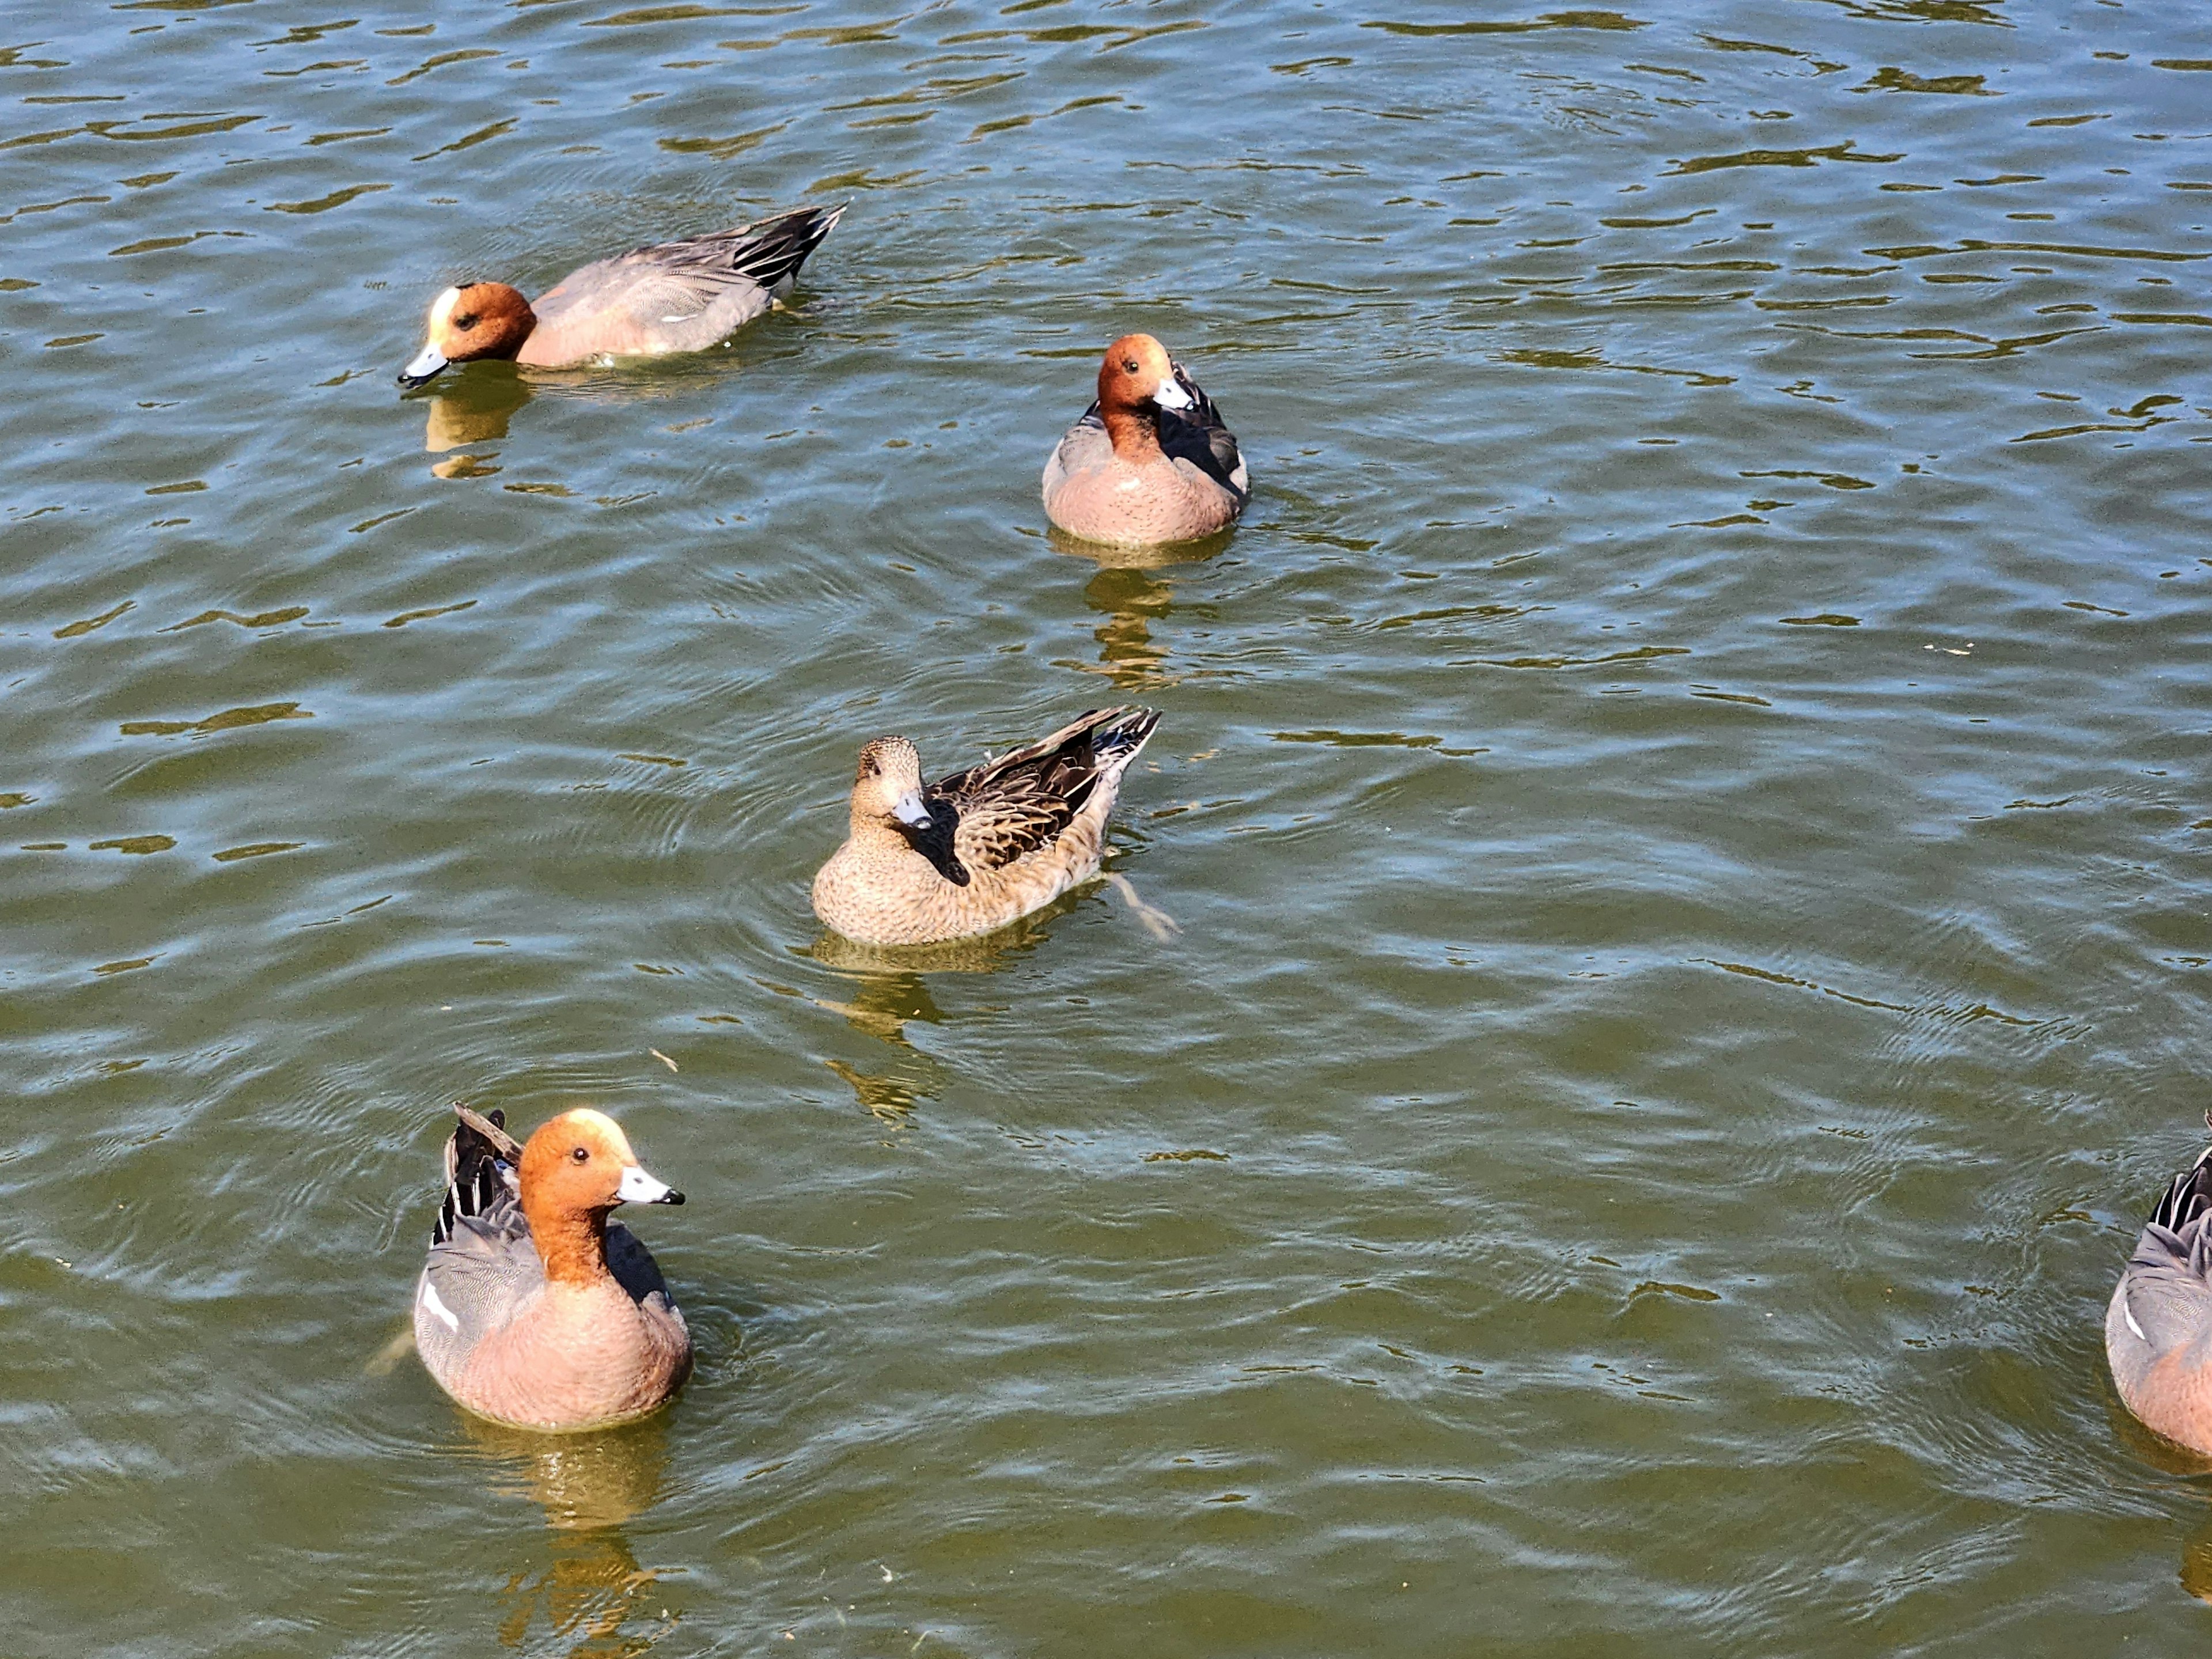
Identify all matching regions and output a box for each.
[1042,334,1248,546]
[397,203,842,386]
[812,706,1160,946]
[414,1104,690,1432]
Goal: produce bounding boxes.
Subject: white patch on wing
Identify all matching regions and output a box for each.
[2125,1300,2147,1342]
[419,1279,461,1331]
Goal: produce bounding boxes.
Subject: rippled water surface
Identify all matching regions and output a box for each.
[6,0,2212,1651]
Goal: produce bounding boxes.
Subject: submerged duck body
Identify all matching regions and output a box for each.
[1043,333,1248,546]
[414,1104,691,1432]
[2108,1120,2212,1455]
[812,706,1161,946]
[397,203,843,387]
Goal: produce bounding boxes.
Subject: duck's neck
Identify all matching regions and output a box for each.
[850,811,912,851]
[527,1200,613,1289]
[1103,404,1162,463]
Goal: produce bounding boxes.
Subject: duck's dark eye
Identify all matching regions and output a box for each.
[867,762,880,777]
[453,313,479,331]
[1122,358,1139,373]
[570,1146,589,1163]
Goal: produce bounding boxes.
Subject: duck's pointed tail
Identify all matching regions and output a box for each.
[724,203,846,294]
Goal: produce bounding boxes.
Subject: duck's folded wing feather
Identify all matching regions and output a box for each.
[605,1220,680,1315]
[946,789,1078,874]
[649,205,844,295]
[1160,363,1247,499]
[418,1207,543,1376]
[931,707,1149,872]
[533,262,774,357]
[1044,406,1111,494]
[529,206,843,358]
[2118,1221,2212,1354]
[436,1105,520,1247]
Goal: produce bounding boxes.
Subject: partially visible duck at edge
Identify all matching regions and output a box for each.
[812,706,1160,946]
[397,202,844,387]
[2107,1113,2212,1456]
[414,1103,691,1432]
[1042,332,1248,547]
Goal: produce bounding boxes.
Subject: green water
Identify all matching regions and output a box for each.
[5,0,2212,1652]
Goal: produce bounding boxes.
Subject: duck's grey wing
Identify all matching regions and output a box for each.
[1043,403,1111,498]
[2108,1221,2212,1409]
[416,1203,543,1381]
[1158,362,1247,499]
[930,706,1158,873]
[2109,1143,2212,1393]
[660,203,844,298]
[534,204,843,355]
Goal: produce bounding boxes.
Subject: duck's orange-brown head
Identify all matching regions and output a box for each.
[850,735,933,833]
[1095,332,1194,419]
[517,1108,684,1283]
[397,282,537,388]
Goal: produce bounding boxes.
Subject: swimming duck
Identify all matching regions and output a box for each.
[2107,1118,2212,1455]
[812,706,1160,946]
[1041,334,1248,546]
[414,1104,691,1432]
[397,203,843,387]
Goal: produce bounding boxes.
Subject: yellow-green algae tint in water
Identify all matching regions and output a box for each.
[5,0,2212,1652]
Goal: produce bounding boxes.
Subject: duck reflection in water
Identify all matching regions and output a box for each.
[463,1414,674,1653]
[2100,1396,2212,1601]
[805,938,969,1126]
[417,362,532,475]
[805,925,1060,1127]
[1051,526,1232,692]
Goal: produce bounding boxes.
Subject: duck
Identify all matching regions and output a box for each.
[2107,1116,2212,1455]
[812,706,1161,946]
[1041,333,1248,546]
[396,203,843,388]
[413,1103,691,1432]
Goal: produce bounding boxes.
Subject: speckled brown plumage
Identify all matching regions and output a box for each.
[812,707,1160,946]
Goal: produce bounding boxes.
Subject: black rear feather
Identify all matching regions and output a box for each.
[433,1104,517,1247]
[2150,1118,2212,1237]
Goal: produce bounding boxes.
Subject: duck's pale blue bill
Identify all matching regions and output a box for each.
[617,1165,685,1206]
[397,344,449,388]
[892,790,932,830]
[1153,375,1194,412]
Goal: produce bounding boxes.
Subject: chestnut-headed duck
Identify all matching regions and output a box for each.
[2108,1117,2212,1455]
[812,706,1160,946]
[397,203,843,387]
[1041,333,1248,546]
[414,1104,691,1433]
